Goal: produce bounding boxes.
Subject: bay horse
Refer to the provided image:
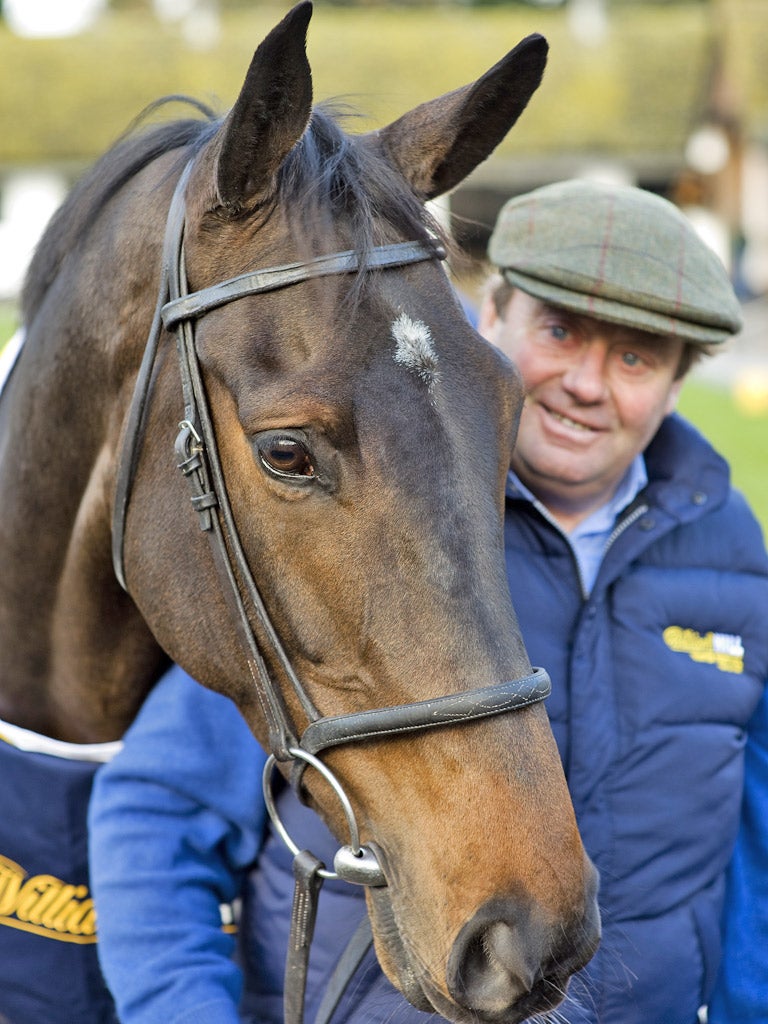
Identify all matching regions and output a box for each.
[0,4,599,1022]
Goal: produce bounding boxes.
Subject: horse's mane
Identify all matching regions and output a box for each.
[21,98,219,321]
[22,97,447,323]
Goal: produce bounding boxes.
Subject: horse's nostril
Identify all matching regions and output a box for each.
[456,919,538,1011]
[448,914,541,1015]
[483,920,539,991]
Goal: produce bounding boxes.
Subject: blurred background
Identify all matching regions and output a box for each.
[0,0,765,525]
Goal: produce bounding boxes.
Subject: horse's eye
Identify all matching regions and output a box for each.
[256,434,315,480]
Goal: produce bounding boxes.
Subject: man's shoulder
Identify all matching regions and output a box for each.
[640,481,768,584]
[647,415,763,534]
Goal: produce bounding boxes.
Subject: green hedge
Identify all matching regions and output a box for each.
[0,4,712,166]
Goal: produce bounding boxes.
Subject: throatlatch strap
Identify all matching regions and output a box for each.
[285,850,325,1024]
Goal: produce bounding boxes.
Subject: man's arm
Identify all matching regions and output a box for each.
[708,684,768,1023]
[88,665,268,1024]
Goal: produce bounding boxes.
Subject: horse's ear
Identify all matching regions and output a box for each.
[214,1,313,213]
[373,33,548,201]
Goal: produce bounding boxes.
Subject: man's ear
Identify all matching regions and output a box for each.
[665,376,685,415]
[478,290,501,342]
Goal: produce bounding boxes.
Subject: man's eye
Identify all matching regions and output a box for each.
[256,434,316,480]
[621,351,643,368]
[548,324,569,341]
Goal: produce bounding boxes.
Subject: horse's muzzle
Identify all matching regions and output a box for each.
[446,874,601,1022]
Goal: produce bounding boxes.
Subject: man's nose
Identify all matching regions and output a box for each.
[561,342,609,403]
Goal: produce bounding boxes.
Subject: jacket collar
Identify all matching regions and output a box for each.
[642,413,730,524]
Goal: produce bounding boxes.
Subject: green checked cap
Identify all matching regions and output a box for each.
[488,179,742,344]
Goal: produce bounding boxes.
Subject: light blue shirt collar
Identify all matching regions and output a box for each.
[507,455,648,595]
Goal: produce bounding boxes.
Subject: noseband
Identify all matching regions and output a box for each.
[112,159,551,1024]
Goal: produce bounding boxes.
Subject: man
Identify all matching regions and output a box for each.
[89,180,768,1024]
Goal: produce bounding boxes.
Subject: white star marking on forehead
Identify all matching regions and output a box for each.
[391,312,438,387]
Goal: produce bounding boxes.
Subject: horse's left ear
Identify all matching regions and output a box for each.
[373,33,548,201]
[213,2,314,213]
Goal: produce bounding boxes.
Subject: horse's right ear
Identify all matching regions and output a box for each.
[373,33,548,201]
[212,1,314,214]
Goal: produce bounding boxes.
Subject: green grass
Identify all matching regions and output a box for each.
[678,378,768,535]
[0,304,18,345]
[1,306,765,535]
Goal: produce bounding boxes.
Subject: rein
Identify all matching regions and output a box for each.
[111,159,552,1024]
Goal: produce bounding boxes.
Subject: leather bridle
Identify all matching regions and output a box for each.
[111,158,552,1024]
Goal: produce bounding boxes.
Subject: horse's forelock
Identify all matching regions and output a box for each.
[278,105,446,260]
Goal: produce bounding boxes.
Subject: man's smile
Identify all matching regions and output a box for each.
[537,401,605,437]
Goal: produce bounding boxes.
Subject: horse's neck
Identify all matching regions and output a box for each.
[0,301,162,742]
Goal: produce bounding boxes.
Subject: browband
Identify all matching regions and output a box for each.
[162,240,446,328]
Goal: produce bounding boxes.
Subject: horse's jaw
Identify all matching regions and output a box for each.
[366,882,436,1013]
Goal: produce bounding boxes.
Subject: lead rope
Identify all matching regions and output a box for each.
[286,851,326,1024]
[285,856,375,1024]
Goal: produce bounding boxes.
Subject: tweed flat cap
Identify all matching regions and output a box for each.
[488,179,742,344]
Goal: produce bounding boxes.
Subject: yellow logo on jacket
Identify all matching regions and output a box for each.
[0,853,97,944]
[663,626,745,675]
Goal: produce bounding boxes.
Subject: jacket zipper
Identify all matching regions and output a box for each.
[589,502,650,600]
[526,498,650,601]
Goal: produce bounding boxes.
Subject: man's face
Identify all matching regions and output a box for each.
[480,288,685,527]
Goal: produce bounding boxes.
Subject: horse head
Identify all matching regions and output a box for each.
[8,4,599,1021]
